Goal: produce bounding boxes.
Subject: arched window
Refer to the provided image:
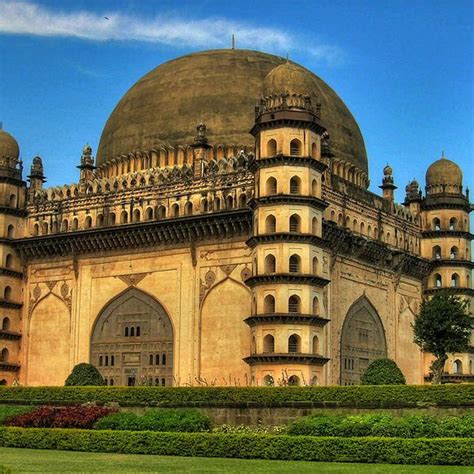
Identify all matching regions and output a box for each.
[450,247,458,260]
[214,197,221,211]
[266,177,277,195]
[453,359,463,374]
[289,176,301,195]
[120,211,128,224]
[130,327,135,337]
[238,194,246,208]
[155,354,160,365]
[109,213,116,226]
[201,199,209,213]
[289,214,301,233]
[311,375,318,386]
[263,334,275,353]
[312,297,320,315]
[5,254,13,269]
[288,334,301,353]
[288,375,300,386]
[288,295,300,313]
[162,353,166,365]
[312,335,319,354]
[136,327,141,337]
[264,295,275,313]
[330,210,336,222]
[367,225,372,238]
[184,202,193,216]
[33,223,39,236]
[290,139,302,156]
[433,218,441,231]
[0,380,7,386]
[145,207,154,221]
[105,356,109,366]
[265,215,276,233]
[4,286,12,300]
[84,216,92,229]
[312,217,318,234]
[99,356,103,366]
[124,327,129,337]
[267,139,277,156]
[42,222,49,235]
[1,348,9,362]
[2,317,10,331]
[9,194,16,208]
[171,203,180,217]
[449,218,457,230]
[7,225,14,239]
[289,254,300,273]
[451,273,460,287]
[311,142,317,158]
[312,257,319,275]
[226,195,234,210]
[311,179,318,196]
[264,254,276,274]
[61,219,69,232]
[161,378,166,386]
[111,355,115,366]
[157,206,167,219]
[435,274,442,288]
[360,222,365,234]
[133,209,141,223]
[251,336,256,354]
[263,374,274,386]
[433,246,442,260]
[338,214,343,226]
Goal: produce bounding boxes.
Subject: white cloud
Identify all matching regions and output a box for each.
[0,1,343,63]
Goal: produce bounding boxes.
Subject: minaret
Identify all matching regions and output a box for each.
[0,130,26,386]
[77,144,96,193]
[190,122,211,180]
[421,153,473,381]
[404,179,422,215]
[379,164,397,203]
[27,155,46,201]
[243,62,331,387]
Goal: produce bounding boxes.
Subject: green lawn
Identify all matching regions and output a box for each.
[0,448,472,473]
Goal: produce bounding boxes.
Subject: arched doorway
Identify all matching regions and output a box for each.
[90,288,173,387]
[340,296,387,385]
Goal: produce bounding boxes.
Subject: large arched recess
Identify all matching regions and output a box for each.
[90,288,173,387]
[200,278,251,384]
[340,296,387,385]
[27,295,71,386]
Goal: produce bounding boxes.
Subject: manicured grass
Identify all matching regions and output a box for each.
[0,448,472,473]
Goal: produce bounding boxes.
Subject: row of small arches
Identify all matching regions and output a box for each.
[31,194,248,235]
[261,295,320,315]
[124,326,141,337]
[98,355,115,367]
[433,273,467,288]
[149,353,167,366]
[266,138,312,157]
[432,217,467,231]
[330,159,368,188]
[432,246,468,260]
[263,254,319,275]
[264,214,318,234]
[265,176,318,196]
[258,334,319,354]
[263,374,317,386]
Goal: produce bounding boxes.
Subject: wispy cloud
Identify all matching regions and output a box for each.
[0,1,343,64]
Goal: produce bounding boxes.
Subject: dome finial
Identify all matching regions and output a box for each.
[441,149,445,159]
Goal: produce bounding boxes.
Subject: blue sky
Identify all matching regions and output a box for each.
[0,0,472,202]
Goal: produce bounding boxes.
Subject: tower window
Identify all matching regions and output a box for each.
[290,139,302,156]
[289,254,301,273]
[264,295,275,313]
[435,274,442,288]
[432,246,441,260]
[266,177,277,195]
[433,218,441,231]
[288,295,300,313]
[265,215,276,233]
[451,273,460,287]
[289,176,301,194]
[289,214,301,233]
[449,218,457,230]
[264,254,276,274]
[263,334,275,353]
[267,139,277,157]
[450,247,458,260]
[288,334,301,353]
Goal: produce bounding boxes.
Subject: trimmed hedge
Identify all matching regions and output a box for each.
[361,359,406,385]
[0,427,472,465]
[65,363,104,387]
[288,413,474,438]
[0,385,472,408]
[0,406,34,425]
[94,409,211,432]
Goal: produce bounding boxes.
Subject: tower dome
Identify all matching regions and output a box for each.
[97,49,368,178]
[425,156,463,194]
[263,61,314,96]
[0,130,19,161]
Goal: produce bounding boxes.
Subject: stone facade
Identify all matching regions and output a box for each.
[0,50,471,387]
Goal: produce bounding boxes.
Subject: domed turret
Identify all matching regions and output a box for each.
[263,61,314,96]
[0,130,19,162]
[425,155,463,195]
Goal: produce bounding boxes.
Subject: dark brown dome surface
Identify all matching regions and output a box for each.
[0,130,19,160]
[426,157,463,186]
[97,49,367,173]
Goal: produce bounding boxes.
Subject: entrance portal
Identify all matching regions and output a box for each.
[90,288,173,386]
[340,297,387,385]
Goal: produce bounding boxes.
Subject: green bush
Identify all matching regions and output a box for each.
[0,384,472,408]
[0,406,35,425]
[65,363,105,387]
[94,409,211,432]
[361,359,406,385]
[0,427,472,465]
[288,413,474,438]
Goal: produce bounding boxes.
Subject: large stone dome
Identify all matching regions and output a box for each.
[97,49,368,174]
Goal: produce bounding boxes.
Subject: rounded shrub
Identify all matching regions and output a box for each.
[361,358,406,385]
[65,363,105,386]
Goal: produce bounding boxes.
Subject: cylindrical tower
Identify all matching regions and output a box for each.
[421,154,473,380]
[243,63,331,387]
[0,130,26,386]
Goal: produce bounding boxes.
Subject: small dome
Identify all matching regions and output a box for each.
[263,61,314,96]
[383,164,393,176]
[425,157,462,187]
[0,130,19,160]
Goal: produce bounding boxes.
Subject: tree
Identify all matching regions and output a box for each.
[65,363,105,386]
[361,358,406,385]
[412,291,471,384]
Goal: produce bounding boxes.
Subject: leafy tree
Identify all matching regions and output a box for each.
[412,292,471,384]
[65,363,105,386]
[361,358,406,385]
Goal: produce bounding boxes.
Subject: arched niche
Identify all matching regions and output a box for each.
[340,296,387,385]
[27,294,71,386]
[90,288,173,387]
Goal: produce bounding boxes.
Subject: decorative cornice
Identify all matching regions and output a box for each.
[245,273,330,288]
[245,313,330,327]
[13,209,252,261]
[0,362,20,372]
[243,353,330,366]
[422,230,473,240]
[0,299,22,309]
[246,233,328,249]
[424,373,474,383]
[423,287,474,297]
[0,206,28,217]
[248,155,327,173]
[430,259,474,269]
[0,330,21,341]
[250,195,329,211]
[0,268,23,279]
[422,195,471,213]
